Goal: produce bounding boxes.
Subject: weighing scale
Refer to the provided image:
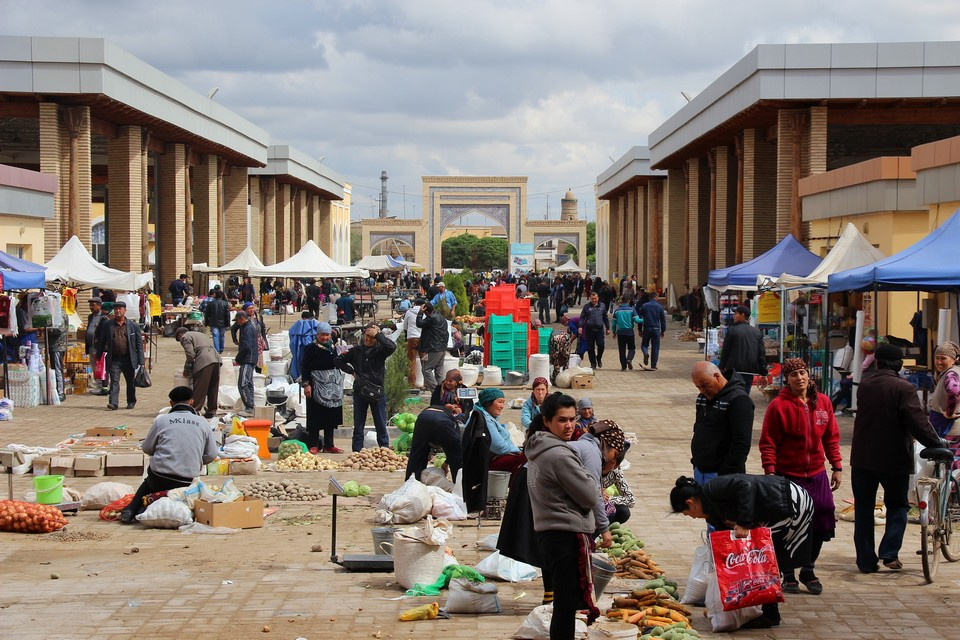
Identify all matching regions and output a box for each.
[327,476,394,571]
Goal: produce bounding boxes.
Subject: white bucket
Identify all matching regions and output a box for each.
[441,355,459,379]
[268,347,283,359]
[587,621,638,639]
[265,360,287,377]
[173,373,192,389]
[487,471,511,499]
[253,373,266,389]
[528,353,550,384]
[567,353,582,369]
[482,366,502,386]
[459,364,479,387]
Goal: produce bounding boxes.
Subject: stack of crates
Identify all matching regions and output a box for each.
[483,284,532,370]
[538,326,554,354]
[488,314,515,371]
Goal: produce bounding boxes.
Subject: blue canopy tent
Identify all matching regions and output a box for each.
[0,249,46,290]
[828,208,960,292]
[708,234,821,291]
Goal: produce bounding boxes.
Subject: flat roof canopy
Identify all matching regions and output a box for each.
[249,145,345,200]
[596,146,666,199]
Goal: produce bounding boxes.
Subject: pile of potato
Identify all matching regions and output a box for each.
[274,452,340,472]
[243,479,325,502]
[343,447,407,471]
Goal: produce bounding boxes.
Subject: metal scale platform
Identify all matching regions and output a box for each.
[328,476,394,572]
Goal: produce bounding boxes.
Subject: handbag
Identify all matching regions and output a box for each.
[709,527,783,611]
[310,368,345,407]
[358,379,384,402]
[134,365,152,388]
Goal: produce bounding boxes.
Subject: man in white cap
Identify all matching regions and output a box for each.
[430,281,457,316]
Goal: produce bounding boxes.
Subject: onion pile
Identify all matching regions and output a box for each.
[0,500,69,533]
[343,447,407,471]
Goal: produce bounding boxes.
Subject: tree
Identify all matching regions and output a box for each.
[350,229,363,264]
[472,237,508,271]
[442,272,469,315]
[585,221,596,267]
[441,234,479,268]
[385,334,411,416]
[564,244,578,264]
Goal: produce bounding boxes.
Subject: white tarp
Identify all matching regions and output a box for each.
[757,223,886,289]
[193,247,265,274]
[355,255,403,272]
[45,236,153,291]
[249,240,368,279]
[554,259,587,273]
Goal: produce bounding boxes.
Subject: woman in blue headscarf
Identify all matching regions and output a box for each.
[477,387,524,478]
[300,322,348,453]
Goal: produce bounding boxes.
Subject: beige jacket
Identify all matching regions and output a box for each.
[180,331,222,374]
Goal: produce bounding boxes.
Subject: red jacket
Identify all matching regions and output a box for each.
[759,387,841,477]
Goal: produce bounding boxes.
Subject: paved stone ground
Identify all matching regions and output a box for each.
[1,312,958,639]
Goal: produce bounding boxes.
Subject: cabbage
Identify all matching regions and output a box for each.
[342,481,361,497]
[358,485,371,496]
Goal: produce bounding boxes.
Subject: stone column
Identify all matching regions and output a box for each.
[39,102,65,260]
[662,169,687,290]
[298,190,309,247]
[261,177,277,264]
[290,187,303,249]
[647,180,662,289]
[276,183,292,260]
[607,202,619,280]
[106,125,144,273]
[636,185,648,286]
[222,166,249,263]
[318,199,333,255]
[192,155,219,267]
[248,176,262,260]
[63,106,92,248]
[624,189,636,279]
[157,143,187,300]
[616,194,627,279]
[742,128,777,259]
[776,109,806,240]
[687,158,710,288]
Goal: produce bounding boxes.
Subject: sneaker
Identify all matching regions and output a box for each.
[643,353,649,366]
[308,447,319,454]
[882,558,903,571]
[107,404,118,411]
[621,366,627,371]
[322,446,344,454]
[741,615,780,629]
[627,362,633,370]
[597,360,602,369]
[119,510,135,525]
[125,402,136,410]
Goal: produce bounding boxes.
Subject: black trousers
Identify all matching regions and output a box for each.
[584,328,605,367]
[123,467,194,517]
[404,409,463,483]
[616,334,636,368]
[537,530,588,640]
[611,504,631,525]
[108,357,136,407]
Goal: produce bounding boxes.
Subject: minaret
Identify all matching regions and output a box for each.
[379,171,388,218]
[561,188,578,221]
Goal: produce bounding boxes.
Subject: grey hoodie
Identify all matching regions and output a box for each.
[525,431,598,534]
[142,404,219,480]
[568,432,609,534]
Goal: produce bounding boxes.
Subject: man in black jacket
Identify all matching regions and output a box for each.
[85,296,106,395]
[95,301,144,410]
[690,361,754,487]
[405,405,463,483]
[537,279,552,325]
[718,305,766,392]
[416,302,449,393]
[233,312,258,415]
[203,289,231,353]
[336,323,397,451]
[851,343,944,573]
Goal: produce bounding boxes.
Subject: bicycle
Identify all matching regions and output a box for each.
[916,445,960,583]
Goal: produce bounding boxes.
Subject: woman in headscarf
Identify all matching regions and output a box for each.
[569,419,630,542]
[300,322,348,453]
[929,340,960,438]
[477,387,524,477]
[759,357,841,596]
[521,377,549,429]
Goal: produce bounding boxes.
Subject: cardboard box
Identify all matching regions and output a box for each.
[85,426,134,438]
[105,452,147,476]
[253,406,275,422]
[46,455,76,477]
[32,456,53,476]
[570,374,594,389]
[194,497,264,529]
[74,453,106,477]
[228,459,259,475]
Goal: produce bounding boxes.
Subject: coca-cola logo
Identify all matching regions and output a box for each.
[724,547,771,569]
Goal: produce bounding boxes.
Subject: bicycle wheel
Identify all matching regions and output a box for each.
[921,486,941,583]
[940,475,960,562]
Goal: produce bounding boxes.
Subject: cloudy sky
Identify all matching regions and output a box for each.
[5,0,960,223]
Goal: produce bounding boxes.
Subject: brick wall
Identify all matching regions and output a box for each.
[157,143,186,298]
[276,183,292,261]
[663,168,687,289]
[687,157,710,287]
[222,167,248,263]
[743,128,777,259]
[193,155,219,267]
[248,176,262,262]
[261,178,277,264]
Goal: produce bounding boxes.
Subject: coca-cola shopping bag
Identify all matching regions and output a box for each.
[709,527,784,611]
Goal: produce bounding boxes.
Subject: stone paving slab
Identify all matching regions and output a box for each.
[1,313,958,639]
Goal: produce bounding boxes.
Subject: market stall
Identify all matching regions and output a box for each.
[44,236,153,292]
[553,259,588,273]
[0,250,49,398]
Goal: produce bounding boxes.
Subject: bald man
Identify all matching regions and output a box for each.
[689,361,755,486]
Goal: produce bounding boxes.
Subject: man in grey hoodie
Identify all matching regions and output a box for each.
[119,386,219,524]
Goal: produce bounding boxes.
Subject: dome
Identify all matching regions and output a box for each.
[564,189,576,201]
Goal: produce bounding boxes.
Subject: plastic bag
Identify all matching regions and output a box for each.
[199,478,243,503]
[221,435,259,459]
[704,561,762,632]
[512,605,588,639]
[136,497,194,529]
[476,550,540,582]
[178,522,241,534]
[81,481,135,510]
[427,485,469,521]
[375,477,433,524]
[477,533,499,551]
[420,467,455,493]
[709,527,783,611]
[680,543,711,606]
[445,577,501,614]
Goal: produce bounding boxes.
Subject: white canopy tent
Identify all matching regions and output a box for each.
[756,223,886,289]
[45,236,154,291]
[249,240,369,279]
[355,255,403,272]
[554,259,587,273]
[193,247,265,274]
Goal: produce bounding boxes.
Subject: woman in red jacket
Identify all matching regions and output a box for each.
[759,357,841,596]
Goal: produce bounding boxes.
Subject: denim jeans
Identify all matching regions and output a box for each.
[210,326,225,353]
[538,299,551,325]
[694,468,718,533]
[852,467,910,570]
[641,329,662,368]
[352,393,388,452]
[238,363,255,410]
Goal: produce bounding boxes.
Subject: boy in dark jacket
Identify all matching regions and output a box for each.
[579,292,609,368]
[233,312,258,415]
